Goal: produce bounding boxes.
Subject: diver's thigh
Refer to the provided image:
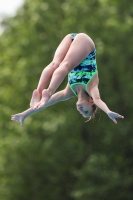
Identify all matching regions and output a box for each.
[61,33,95,71]
[53,34,72,63]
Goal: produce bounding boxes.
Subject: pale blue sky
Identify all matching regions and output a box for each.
[0,0,24,17]
[0,0,24,33]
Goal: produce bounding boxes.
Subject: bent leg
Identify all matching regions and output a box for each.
[36,33,95,109]
[48,34,95,93]
[36,34,72,94]
[30,34,72,108]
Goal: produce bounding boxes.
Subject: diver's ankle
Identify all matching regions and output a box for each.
[47,88,53,97]
[35,88,42,97]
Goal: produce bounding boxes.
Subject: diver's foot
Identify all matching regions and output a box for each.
[30,89,41,108]
[34,89,51,109]
[11,113,25,127]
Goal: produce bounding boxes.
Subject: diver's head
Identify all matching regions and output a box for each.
[76,97,97,120]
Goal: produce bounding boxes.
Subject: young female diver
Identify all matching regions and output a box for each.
[11,33,124,126]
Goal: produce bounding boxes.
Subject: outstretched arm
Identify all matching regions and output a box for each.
[45,84,75,107]
[90,87,124,124]
[11,84,75,126]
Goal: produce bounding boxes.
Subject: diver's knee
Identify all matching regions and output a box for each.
[51,60,61,70]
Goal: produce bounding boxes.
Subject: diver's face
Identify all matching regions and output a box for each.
[76,99,94,117]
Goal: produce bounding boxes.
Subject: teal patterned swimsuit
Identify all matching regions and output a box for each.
[68,33,98,96]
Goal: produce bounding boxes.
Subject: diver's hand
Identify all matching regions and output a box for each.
[107,111,124,124]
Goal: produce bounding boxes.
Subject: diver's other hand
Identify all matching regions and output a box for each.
[107,111,124,124]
